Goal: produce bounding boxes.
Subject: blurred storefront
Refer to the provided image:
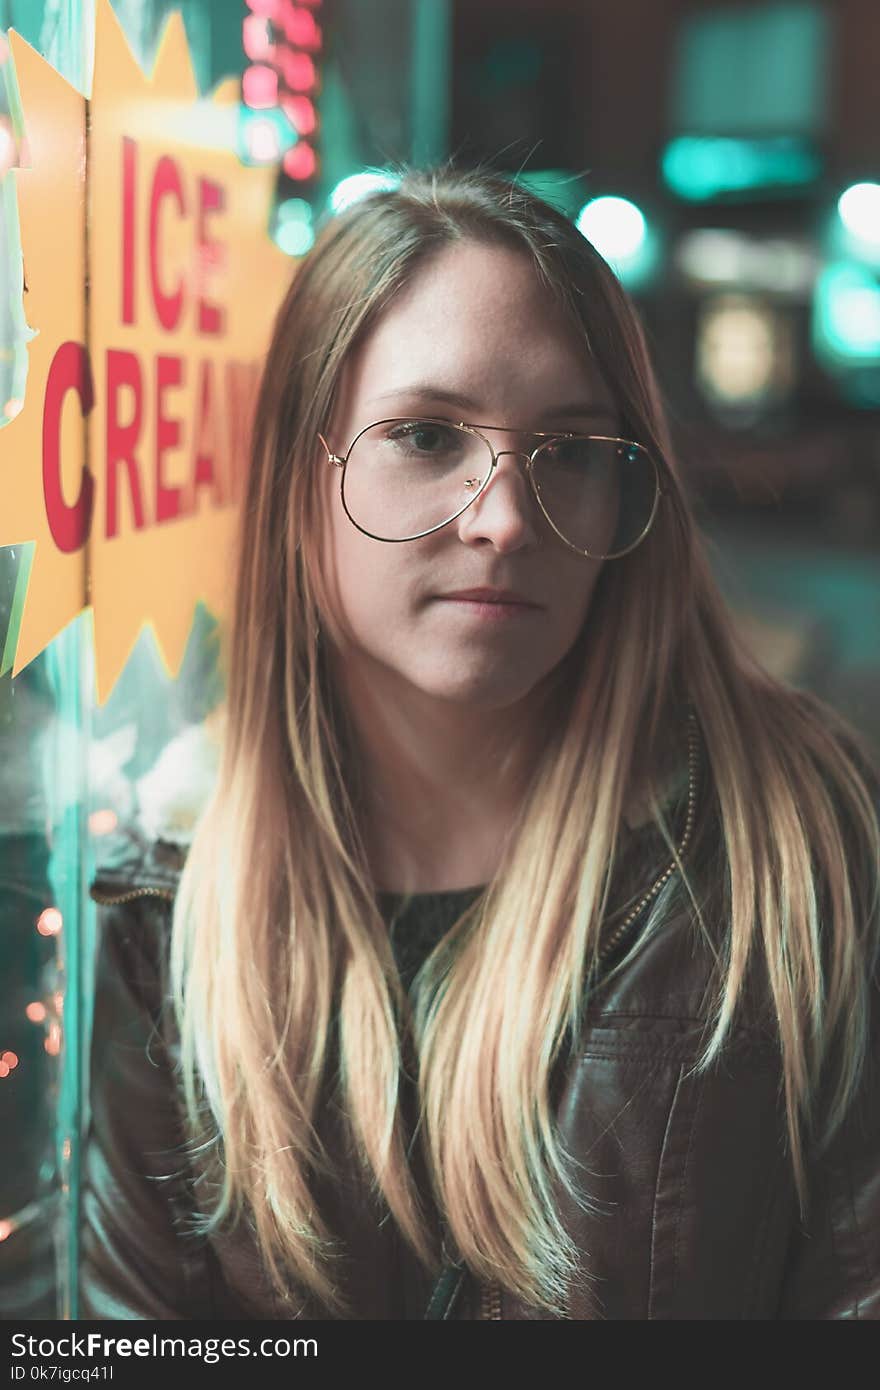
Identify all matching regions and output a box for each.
[0,0,877,1322]
[451,0,880,742]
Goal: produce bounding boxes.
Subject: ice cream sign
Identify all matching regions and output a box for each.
[0,0,291,702]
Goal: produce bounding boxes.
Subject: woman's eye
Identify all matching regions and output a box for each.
[388,423,455,452]
[545,438,587,467]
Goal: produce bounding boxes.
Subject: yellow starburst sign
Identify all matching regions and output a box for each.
[0,0,292,703]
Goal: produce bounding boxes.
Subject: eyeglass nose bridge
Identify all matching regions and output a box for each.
[492,448,536,467]
[463,446,539,504]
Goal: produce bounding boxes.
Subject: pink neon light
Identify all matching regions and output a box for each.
[242,64,279,110]
[283,142,317,180]
[281,94,317,135]
[242,14,273,62]
[279,49,316,92]
[245,0,282,20]
[37,908,62,937]
[284,8,321,50]
[88,808,118,836]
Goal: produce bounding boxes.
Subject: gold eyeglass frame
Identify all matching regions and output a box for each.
[317,417,665,560]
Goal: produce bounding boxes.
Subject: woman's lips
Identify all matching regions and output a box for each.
[433,597,539,620]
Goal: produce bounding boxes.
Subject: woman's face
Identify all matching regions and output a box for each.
[317,238,620,714]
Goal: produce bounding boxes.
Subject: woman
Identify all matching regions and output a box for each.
[84,164,880,1320]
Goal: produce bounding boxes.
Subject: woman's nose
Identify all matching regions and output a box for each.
[455,449,543,547]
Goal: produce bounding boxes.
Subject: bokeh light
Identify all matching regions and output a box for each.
[576,196,646,262]
[245,0,282,19]
[662,135,821,202]
[88,808,119,836]
[677,229,816,296]
[239,108,296,164]
[696,296,792,406]
[281,94,316,136]
[275,197,315,256]
[279,50,316,92]
[242,15,273,63]
[329,171,401,215]
[813,262,880,363]
[242,64,278,110]
[575,196,657,288]
[284,8,320,49]
[838,183,880,248]
[36,908,62,937]
[283,142,317,180]
[247,120,279,162]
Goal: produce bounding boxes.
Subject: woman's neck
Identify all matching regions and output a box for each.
[332,652,558,895]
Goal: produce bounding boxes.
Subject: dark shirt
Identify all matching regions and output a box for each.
[377,884,486,993]
[371,884,486,1316]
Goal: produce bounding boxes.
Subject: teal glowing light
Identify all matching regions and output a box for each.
[661,135,821,201]
[813,262,880,365]
[278,197,312,224]
[575,196,655,288]
[329,171,402,215]
[275,198,315,257]
[276,221,314,256]
[837,183,880,248]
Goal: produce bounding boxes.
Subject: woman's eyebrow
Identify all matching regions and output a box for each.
[367,385,617,424]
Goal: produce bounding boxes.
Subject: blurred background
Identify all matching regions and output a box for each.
[0,0,878,1319]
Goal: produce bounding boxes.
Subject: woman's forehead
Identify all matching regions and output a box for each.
[338,241,615,422]
[371,239,577,339]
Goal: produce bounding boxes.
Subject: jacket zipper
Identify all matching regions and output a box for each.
[90,883,177,905]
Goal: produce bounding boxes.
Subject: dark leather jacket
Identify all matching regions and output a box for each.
[81,731,880,1320]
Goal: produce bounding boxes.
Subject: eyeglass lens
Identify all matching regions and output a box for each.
[340,420,658,558]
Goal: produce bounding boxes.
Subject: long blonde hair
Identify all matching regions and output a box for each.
[169,164,880,1317]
